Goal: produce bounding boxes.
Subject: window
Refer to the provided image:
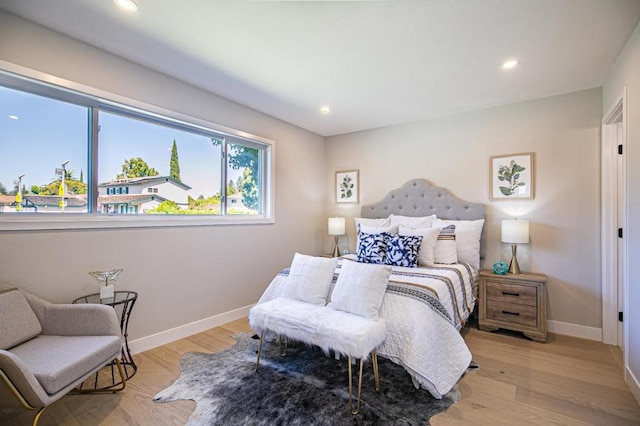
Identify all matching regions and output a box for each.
[0,69,273,228]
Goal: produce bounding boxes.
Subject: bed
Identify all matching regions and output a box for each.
[258,179,485,399]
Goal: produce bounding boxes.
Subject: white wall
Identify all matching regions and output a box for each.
[326,88,602,333]
[603,20,640,401]
[0,12,326,345]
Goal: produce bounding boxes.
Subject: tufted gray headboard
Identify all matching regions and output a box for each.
[361,178,487,259]
[361,179,485,220]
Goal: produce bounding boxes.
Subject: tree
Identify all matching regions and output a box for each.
[0,182,7,195]
[148,200,180,214]
[38,179,87,195]
[10,183,28,195]
[64,169,75,181]
[30,185,40,194]
[239,168,259,211]
[170,140,181,181]
[227,179,236,195]
[211,138,260,210]
[79,169,83,183]
[117,158,159,179]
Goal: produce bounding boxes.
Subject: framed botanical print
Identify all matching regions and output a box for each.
[335,170,359,203]
[490,153,535,200]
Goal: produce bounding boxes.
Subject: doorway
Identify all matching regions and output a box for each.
[601,89,627,352]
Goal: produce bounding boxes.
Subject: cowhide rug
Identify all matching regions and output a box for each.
[154,333,467,425]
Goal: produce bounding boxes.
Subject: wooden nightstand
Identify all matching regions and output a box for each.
[478,270,547,342]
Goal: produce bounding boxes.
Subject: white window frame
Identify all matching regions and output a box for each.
[0,62,275,231]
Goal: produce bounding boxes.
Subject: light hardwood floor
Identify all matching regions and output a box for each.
[1,318,639,425]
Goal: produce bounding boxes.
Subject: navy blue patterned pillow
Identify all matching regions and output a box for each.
[385,234,423,267]
[356,232,388,264]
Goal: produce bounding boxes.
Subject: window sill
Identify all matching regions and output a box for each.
[0,214,275,231]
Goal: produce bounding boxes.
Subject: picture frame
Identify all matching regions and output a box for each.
[335,170,359,203]
[489,152,535,200]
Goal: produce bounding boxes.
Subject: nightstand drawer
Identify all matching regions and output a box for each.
[486,281,536,306]
[486,300,537,327]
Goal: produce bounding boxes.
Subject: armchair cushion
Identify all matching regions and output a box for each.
[0,289,42,350]
[9,335,122,394]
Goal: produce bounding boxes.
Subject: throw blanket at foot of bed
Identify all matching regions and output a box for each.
[256,258,474,399]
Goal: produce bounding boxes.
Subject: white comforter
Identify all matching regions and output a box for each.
[257,255,476,399]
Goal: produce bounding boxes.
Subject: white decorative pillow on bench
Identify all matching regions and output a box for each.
[328,260,392,320]
[281,253,338,306]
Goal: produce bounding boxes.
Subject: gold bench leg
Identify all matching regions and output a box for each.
[348,357,365,415]
[255,331,265,372]
[372,350,380,392]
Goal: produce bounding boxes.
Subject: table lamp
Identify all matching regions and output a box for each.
[501,219,529,274]
[328,217,345,257]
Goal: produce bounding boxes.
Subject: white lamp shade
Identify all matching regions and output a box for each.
[501,219,530,244]
[328,217,346,235]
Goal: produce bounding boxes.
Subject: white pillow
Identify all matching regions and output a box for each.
[390,214,436,229]
[434,225,458,264]
[329,260,392,319]
[433,218,485,270]
[354,216,390,230]
[398,226,441,266]
[359,224,398,235]
[281,253,338,305]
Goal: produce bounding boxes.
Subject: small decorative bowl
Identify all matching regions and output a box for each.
[492,261,509,275]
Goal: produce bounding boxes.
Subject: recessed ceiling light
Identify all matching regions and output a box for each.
[320,106,331,115]
[114,0,138,12]
[502,59,519,69]
[8,115,18,120]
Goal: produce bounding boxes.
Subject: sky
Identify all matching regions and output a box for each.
[1,86,242,198]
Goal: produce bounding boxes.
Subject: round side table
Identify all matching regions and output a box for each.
[73,290,138,388]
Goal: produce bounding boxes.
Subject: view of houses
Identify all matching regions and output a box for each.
[0,174,253,214]
[0,142,258,214]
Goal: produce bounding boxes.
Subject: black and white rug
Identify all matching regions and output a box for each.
[153,333,466,425]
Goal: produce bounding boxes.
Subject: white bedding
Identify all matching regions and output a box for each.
[256,255,477,399]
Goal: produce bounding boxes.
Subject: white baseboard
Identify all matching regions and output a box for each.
[128,304,254,355]
[128,310,603,354]
[626,365,640,405]
[547,320,602,341]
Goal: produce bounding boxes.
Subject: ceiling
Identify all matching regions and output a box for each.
[1,0,639,137]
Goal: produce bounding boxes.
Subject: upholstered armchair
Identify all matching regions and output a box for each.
[0,284,126,425]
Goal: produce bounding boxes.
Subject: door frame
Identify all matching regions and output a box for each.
[601,87,627,350]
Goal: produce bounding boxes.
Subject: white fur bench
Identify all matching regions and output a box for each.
[249,297,386,415]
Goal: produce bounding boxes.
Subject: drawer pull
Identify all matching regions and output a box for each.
[502,291,520,297]
[502,310,520,316]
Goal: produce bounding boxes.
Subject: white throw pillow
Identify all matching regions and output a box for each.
[390,214,436,229]
[398,225,441,266]
[433,218,485,270]
[354,216,391,230]
[434,225,458,264]
[281,253,338,305]
[359,224,398,235]
[329,260,392,320]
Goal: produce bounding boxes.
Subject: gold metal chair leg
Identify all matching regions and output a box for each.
[372,350,380,392]
[32,405,47,426]
[255,331,265,372]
